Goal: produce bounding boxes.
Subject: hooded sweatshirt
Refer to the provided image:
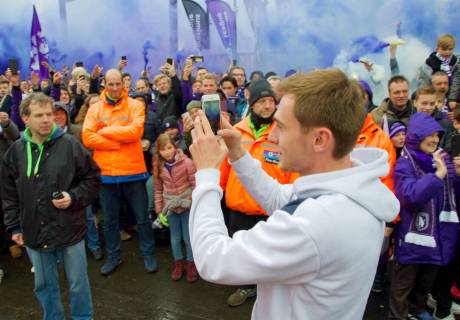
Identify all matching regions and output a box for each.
[190,148,399,320]
[54,102,82,142]
[394,112,459,265]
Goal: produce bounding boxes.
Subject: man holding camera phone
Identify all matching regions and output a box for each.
[2,93,100,319]
[217,79,297,307]
[153,59,183,124]
[189,70,399,319]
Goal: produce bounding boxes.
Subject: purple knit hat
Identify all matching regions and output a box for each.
[389,121,406,138]
[359,80,373,104]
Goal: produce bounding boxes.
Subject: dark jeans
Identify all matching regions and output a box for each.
[99,180,155,260]
[388,262,439,319]
[228,210,267,290]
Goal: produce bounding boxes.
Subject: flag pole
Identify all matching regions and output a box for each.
[169,0,178,57]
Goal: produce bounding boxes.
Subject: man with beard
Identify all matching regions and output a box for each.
[219,79,295,307]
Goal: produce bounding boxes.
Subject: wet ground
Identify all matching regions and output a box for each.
[0,235,436,320]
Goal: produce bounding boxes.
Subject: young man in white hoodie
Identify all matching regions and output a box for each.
[189,68,400,320]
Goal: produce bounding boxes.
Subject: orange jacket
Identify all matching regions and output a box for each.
[82,90,147,177]
[220,118,295,216]
[357,114,396,192]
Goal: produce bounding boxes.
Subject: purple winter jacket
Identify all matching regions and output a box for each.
[10,85,24,131]
[394,112,460,265]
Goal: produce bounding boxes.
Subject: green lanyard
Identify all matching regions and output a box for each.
[26,142,45,178]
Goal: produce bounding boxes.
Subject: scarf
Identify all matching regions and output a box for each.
[401,146,458,247]
[105,91,122,106]
[436,52,454,77]
[249,110,273,139]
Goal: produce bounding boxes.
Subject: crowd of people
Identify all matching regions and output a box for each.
[0,33,459,320]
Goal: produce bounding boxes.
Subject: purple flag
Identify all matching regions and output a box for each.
[349,36,390,63]
[206,0,237,56]
[29,5,50,79]
[182,0,210,50]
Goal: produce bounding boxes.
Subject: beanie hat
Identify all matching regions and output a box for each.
[186,100,202,113]
[162,116,179,131]
[359,80,374,104]
[248,80,276,107]
[389,121,406,138]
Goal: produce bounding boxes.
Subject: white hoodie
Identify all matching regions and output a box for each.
[189,148,399,320]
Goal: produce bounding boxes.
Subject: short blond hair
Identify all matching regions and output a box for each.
[153,74,171,86]
[437,34,456,50]
[202,73,218,84]
[278,69,366,159]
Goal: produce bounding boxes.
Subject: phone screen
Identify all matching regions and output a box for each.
[166,58,174,65]
[121,56,127,60]
[75,61,84,67]
[203,98,221,134]
[192,56,204,63]
[226,96,238,114]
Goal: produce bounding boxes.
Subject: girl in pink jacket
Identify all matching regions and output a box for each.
[153,134,198,282]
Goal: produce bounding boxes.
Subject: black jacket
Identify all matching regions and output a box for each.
[426,52,458,73]
[155,75,182,124]
[1,127,100,250]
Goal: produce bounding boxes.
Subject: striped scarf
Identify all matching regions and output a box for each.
[402,147,458,248]
[436,52,454,77]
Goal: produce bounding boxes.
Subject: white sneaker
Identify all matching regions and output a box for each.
[451,301,460,315]
[429,294,460,315]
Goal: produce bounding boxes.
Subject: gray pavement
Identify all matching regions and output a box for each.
[0,236,431,320]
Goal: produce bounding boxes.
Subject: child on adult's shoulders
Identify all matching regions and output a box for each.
[417,34,458,87]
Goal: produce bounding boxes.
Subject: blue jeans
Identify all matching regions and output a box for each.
[168,209,193,261]
[86,206,100,252]
[26,240,93,320]
[99,180,155,260]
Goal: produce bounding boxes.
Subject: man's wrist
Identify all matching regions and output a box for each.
[228,146,246,163]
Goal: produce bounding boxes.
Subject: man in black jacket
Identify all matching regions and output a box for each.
[2,93,100,320]
[153,62,183,125]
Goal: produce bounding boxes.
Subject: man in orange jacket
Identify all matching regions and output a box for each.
[356,90,398,294]
[220,79,295,307]
[82,69,156,275]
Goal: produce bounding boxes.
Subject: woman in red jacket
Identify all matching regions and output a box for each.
[153,134,198,282]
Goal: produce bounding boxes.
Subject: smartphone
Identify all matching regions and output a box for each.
[75,61,84,67]
[121,56,127,61]
[450,135,460,158]
[8,59,19,75]
[202,94,221,134]
[191,56,204,63]
[166,57,174,65]
[52,191,64,200]
[232,59,237,66]
[226,96,238,114]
